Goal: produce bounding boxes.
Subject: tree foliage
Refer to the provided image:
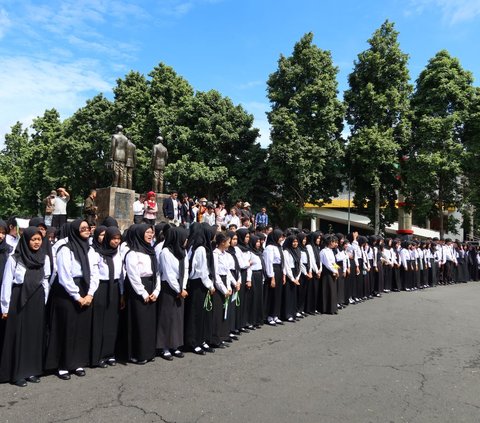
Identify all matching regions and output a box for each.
[344,20,412,232]
[267,32,345,226]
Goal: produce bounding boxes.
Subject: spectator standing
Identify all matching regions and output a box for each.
[51,188,70,230]
[133,194,146,224]
[224,208,241,229]
[197,198,208,223]
[202,203,216,226]
[83,189,97,226]
[143,192,158,225]
[44,191,56,226]
[162,190,181,226]
[215,201,227,228]
[255,207,269,228]
[6,217,19,251]
[180,194,194,228]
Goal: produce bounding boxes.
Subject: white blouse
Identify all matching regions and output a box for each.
[320,248,338,274]
[213,249,236,295]
[97,250,124,294]
[188,246,214,290]
[284,250,301,282]
[159,248,189,293]
[263,244,286,278]
[125,251,160,300]
[1,256,52,313]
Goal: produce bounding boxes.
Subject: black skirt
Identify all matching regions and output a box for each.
[184,278,211,348]
[45,278,92,371]
[297,272,308,313]
[267,264,283,318]
[211,275,229,345]
[305,273,319,313]
[91,279,120,365]
[320,270,337,315]
[156,281,184,350]
[239,269,249,328]
[251,270,264,325]
[126,276,156,362]
[281,277,297,320]
[0,284,45,383]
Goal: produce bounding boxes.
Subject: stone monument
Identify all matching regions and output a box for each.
[152,131,168,194]
[95,125,136,231]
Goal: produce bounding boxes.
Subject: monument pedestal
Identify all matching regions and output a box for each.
[156,193,170,221]
[96,187,135,232]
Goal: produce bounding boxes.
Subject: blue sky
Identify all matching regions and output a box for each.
[1,0,479,146]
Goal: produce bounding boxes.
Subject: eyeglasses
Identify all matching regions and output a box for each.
[79,227,91,232]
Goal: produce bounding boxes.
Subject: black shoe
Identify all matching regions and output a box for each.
[130,358,148,365]
[202,346,215,353]
[107,359,116,366]
[254,324,262,329]
[74,369,86,377]
[98,360,108,368]
[240,328,250,333]
[193,348,206,355]
[57,372,71,380]
[173,350,185,358]
[14,379,27,387]
[160,352,173,361]
[276,321,284,326]
[26,376,40,383]
[229,334,239,340]
[247,325,255,330]
[213,343,226,349]
[232,330,241,335]
[224,337,233,343]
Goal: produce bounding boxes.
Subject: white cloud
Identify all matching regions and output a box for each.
[408,0,480,24]
[0,56,112,145]
[0,8,11,39]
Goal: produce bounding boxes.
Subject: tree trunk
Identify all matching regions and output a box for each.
[373,176,380,235]
[439,199,444,240]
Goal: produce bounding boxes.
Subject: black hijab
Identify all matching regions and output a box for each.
[236,228,250,253]
[248,234,267,277]
[283,235,301,276]
[266,229,285,268]
[163,226,188,284]
[0,220,13,288]
[13,226,46,308]
[127,223,157,275]
[91,225,107,253]
[226,230,240,280]
[154,222,170,247]
[297,232,311,269]
[65,219,91,284]
[101,216,119,228]
[29,216,54,273]
[57,222,71,240]
[307,231,321,268]
[96,226,121,305]
[187,222,216,280]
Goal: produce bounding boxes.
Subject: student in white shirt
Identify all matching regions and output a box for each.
[124,224,159,364]
[263,229,286,325]
[320,235,339,315]
[157,226,189,360]
[45,219,99,380]
[211,232,235,349]
[282,235,301,322]
[0,227,51,387]
[248,234,266,327]
[306,231,322,313]
[236,228,253,331]
[91,226,124,368]
[296,232,312,318]
[184,223,216,355]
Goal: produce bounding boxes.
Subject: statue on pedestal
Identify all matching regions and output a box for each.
[151,131,168,194]
[110,125,129,188]
[125,136,137,191]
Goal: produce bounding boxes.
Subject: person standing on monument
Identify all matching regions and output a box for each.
[152,132,168,194]
[133,194,146,224]
[110,125,128,188]
[51,188,70,230]
[162,190,181,226]
[83,189,97,227]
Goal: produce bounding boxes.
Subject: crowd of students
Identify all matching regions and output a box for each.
[0,215,478,388]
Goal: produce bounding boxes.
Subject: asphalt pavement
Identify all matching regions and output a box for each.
[2,282,480,423]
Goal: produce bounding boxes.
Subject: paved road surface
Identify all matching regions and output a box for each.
[1,283,480,423]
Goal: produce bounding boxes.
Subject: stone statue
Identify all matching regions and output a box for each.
[125,136,137,191]
[151,131,168,194]
[110,125,129,188]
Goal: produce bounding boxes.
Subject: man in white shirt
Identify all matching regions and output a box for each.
[133,194,146,224]
[51,187,70,229]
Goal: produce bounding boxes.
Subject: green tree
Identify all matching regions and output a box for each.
[344,20,412,234]
[0,122,29,216]
[407,50,474,239]
[267,32,345,227]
